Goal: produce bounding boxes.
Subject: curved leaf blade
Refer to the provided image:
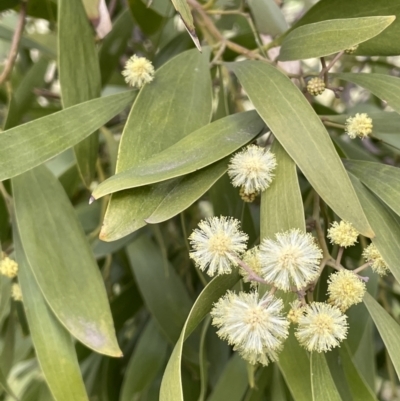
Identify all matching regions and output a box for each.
[260,142,312,400]
[101,48,212,241]
[0,91,135,182]
[279,16,395,61]
[230,61,373,238]
[59,0,102,186]
[120,320,168,401]
[13,166,121,357]
[349,173,400,284]
[160,271,241,401]
[291,0,400,56]
[92,111,264,198]
[364,292,400,378]
[145,158,228,224]
[14,230,89,401]
[344,160,400,217]
[337,73,400,114]
[310,353,342,401]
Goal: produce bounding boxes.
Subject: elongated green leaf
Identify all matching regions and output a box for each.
[169,0,200,50]
[198,317,210,401]
[14,230,89,401]
[339,343,377,401]
[279,16,395,61]
[4,58,48,130]
[99,10,134,86]
[310,353,342,401]
[344,160,400,217]
[126,234,193,344]
[120,320,168,401]
[291,0,400,56]
[0,90,135,182]
[101,48,212,241]
[248,0,288,36]
[337,73,400,114]
[259,142,311,400]
[230,61,374,238]
[207,353,248,401]
[145,158,228,224]
[59,0,102,186]
[92,111,263,198]
[160,271,241,401]
[261,140,305,236]
[348,173,400,283]
[364,292,400,378]
[13,165,120,357]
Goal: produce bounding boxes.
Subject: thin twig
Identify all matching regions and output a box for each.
[319,51,345,79]
[234,255,270,285]
[0,1,28,86]
[353,262,371,275]
[336,247,344,267]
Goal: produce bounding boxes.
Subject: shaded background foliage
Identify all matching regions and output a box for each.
[0,0,400,400]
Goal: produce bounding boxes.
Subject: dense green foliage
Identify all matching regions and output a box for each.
[1,0,400,400]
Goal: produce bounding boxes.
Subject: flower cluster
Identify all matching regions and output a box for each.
[211,291,289,366]
[307,77,326,96]
[327,220,358,248]
[0,255,18,278]
[345,113,373,139]
[363,243,389,276]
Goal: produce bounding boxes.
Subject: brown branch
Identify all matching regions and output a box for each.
[0,1,28,86]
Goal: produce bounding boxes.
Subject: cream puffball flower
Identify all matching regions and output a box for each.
[259,229,322,291]
[0,256,18,278]
[345,113,373,139]
[240,247,262,286]
[288,300,306,324]
[327,220,359,248]
[327,269,366,312]
[189,216,248,276]
[122,55,154,88]
[11,283,22,301]
[228,145,277,196]
[295,302,348,353]
[211,291,289,366]
[363,243,389,276]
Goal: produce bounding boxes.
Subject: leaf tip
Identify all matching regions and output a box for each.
[89,195,96,205]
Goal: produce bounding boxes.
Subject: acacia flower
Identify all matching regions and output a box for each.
[11,283,22,301]
[211,291,289,365]
[228,145,277,197]
[306,77,325,96]
[122,55,154,88]
[295,302,348,353]
[345,44,359,54]
[240,247,262,286]
[327,220,358,248]
[327,269,366,312]
[363,243,389,276]
[259,229,322,291]
[189,216,248,276]
[288,300,306,324]
[345,113,373,139]
[0,255,18,278]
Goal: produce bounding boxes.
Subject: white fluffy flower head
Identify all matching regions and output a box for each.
[122,55,154,88]
[259,229,322,291]
[327,269,366,312]
[11,283,22,302]
[327,220,358,248]
[345,113,373,139]
[295,302,348,353]
[363,243,389,276]
[211,291,289,366]
[189,216,248,276]
[228,145,277,196]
